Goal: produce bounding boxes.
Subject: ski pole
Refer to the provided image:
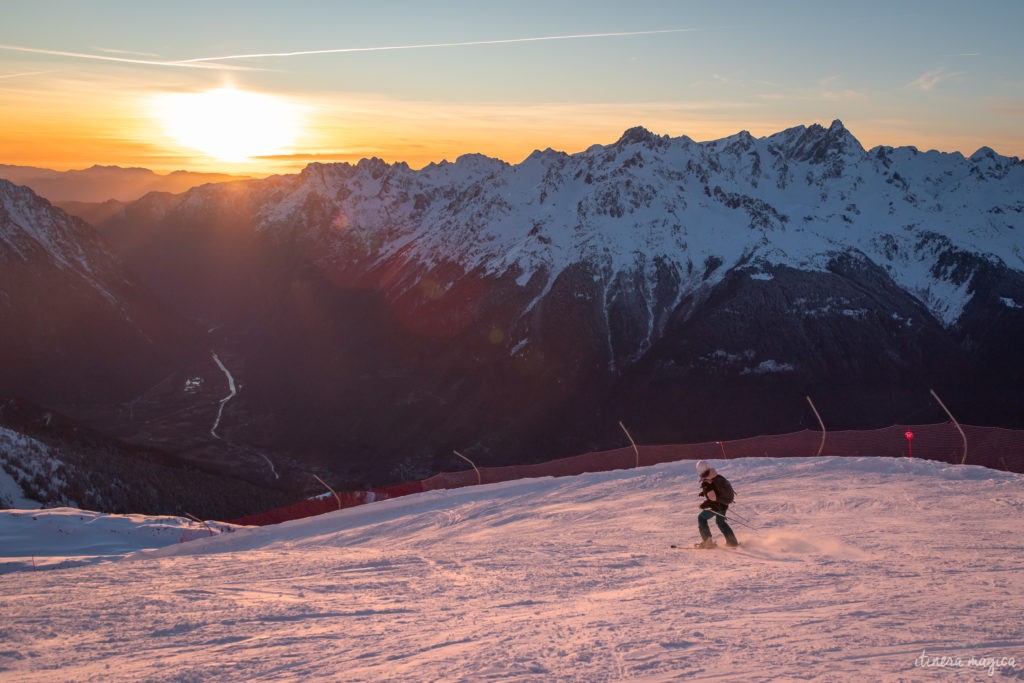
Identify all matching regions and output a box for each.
[703,508,760,531]
[726,508,754,524]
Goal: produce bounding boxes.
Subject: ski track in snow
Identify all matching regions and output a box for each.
[1,456,1022,681]
[209,351,237,440]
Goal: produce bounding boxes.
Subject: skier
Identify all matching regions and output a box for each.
[695,460,739,548]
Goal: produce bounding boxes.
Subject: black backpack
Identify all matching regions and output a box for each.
[717,477,736,506]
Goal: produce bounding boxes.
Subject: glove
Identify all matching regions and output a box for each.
[699,500,713,510]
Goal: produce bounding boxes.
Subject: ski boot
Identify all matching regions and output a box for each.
[694,538,717,549]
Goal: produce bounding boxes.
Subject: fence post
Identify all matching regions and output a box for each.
[313,474,343,511]
[184,512,214,537]
[453,450,482,485]
[806,395,827,457]
[619,421,640,468]
[930,389,968,465]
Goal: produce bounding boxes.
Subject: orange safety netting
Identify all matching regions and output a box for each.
[229,422,1023,526]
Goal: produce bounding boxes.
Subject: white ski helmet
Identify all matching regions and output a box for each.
[696,460,712,478]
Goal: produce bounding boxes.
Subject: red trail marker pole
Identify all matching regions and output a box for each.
[905,430,914,459]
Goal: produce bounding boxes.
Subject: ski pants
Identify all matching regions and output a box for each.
[698,508,737,543]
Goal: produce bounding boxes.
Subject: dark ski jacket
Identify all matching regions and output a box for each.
[700,474,735,514]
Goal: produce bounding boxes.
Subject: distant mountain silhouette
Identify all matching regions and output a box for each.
[0,164,251,203]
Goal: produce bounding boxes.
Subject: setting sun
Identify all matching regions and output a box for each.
[152,87,304,163]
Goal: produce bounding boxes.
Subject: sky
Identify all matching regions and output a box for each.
[1,0,1022,174]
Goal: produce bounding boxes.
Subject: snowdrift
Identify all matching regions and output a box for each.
[0,508,237,573]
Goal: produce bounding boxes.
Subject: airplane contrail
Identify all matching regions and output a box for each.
[174,28,704,64]
[0,43,252,70]
[0,70,56,79]
[0,28,703,72]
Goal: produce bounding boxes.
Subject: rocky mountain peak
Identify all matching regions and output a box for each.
[719,129,757,154]
[1,176,38,203]
[967,145,1020,180]
[615,126,663,147]
[782,118,864,163]
[970,146,998,162]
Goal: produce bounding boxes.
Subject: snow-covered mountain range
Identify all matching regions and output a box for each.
[3,121,1022,495]
[252,119,1022,335]
[103,120,1024,375]
[90,120,1024,483]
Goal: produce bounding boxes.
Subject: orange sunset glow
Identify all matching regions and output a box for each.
[1,2,1022,176]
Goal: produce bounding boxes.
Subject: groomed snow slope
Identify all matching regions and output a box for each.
[2,456,1022,681]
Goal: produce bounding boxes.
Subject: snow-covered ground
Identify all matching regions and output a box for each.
[1,456,1022,681]
[0,466,40,510]
[0,508,235,573]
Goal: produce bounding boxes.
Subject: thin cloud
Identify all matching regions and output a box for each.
[816,75,864,101]
[0,43,254,70]
[758,89,864,103]
[0,70,56,79]
[908,67,963,92]
[821,89,863,102]
[175,28,705,64]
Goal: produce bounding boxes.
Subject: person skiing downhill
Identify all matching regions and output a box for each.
[695,460,739,548]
